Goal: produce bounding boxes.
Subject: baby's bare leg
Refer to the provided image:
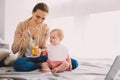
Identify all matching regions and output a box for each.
[41,62,51,72]
[52,61,70,73]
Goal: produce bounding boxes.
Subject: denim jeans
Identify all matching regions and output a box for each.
[13,56,78,71]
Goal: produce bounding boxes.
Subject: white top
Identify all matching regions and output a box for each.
[47,44,69,61]
[25,39,38,58]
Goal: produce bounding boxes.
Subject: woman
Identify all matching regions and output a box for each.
[12,2,78,71]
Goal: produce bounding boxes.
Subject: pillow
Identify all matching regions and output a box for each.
[0,38,10,61]
[0,38,9,49]
[0,48,10,61]
[4,54,17,66]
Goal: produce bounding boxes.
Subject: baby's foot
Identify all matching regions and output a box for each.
[42,68,51,73]
[51,68,58,73]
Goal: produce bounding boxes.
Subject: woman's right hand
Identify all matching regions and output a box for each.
[21,29,29,40]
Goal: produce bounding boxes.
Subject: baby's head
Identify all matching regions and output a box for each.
[50,29,64,45]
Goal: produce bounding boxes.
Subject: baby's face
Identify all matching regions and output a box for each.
[49,31,60,45]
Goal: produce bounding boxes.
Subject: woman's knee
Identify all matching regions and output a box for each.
[13,57,39,71]
[38,56,48,62]
[13,57,27,71]
[71,58,79,69]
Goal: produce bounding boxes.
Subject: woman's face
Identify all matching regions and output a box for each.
[32,9,48,25]
[50,31,60,45]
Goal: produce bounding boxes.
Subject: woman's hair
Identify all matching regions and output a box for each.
[50,29,64,41]
[32,2,49,13]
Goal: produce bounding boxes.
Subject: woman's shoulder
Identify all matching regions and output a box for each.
[17,18,30,29]
[40,23,49,29]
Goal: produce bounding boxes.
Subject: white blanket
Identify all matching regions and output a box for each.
[0,58,113,80]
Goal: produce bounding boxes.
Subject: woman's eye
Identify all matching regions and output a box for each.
[36,15,41,18]
[53,37,55,39]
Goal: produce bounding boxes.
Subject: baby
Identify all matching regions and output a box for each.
[41,28,72,73]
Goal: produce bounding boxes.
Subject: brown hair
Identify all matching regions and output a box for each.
[50,28,64,41]
[32,2,49,13]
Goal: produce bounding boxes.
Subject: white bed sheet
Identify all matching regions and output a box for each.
[0,58,113,80]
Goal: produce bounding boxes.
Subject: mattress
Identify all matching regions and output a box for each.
[0,58,113,80]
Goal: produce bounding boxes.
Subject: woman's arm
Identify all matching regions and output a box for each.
[11,22,29,54]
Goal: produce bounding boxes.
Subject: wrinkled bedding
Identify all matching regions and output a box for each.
[0,58,113,80]
[0,38,9,49]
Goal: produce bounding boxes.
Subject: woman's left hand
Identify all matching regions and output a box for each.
[34,47,42,56]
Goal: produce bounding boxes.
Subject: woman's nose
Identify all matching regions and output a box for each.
[38,18,43,23]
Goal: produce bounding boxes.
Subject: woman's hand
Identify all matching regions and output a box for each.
[32,46,42,56]
[41,49,47,56]
[36,48,42,56]
[21,29,29,40]
[34,48,47,56]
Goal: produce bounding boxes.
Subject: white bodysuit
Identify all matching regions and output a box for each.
[47,44,69,61]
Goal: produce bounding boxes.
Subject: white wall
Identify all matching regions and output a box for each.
[5,0,37,48]
[81,11,120,58]
[4,0,120,59]
[46,11,120,59]
[0,0,5,39]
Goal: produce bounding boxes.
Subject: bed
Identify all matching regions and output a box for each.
[0,58,114,80]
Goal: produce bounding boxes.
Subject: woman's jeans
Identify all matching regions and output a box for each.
[13,56,78,71]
